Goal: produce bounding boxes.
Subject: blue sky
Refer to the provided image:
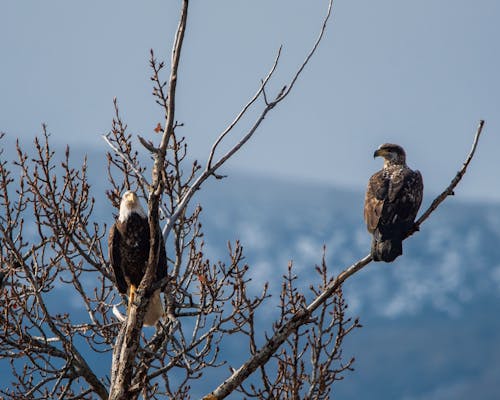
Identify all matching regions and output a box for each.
[2,0,499,201]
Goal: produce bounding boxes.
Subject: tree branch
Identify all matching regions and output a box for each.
[202,121,485,399]
[108,1,190,399]
[165,0,334,241]
[206,46,282,170]
[408,119,485,236]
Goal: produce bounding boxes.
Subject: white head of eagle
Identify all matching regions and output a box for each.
[109,190,167,326]
[364,143,423,262]
[119,190,146,223]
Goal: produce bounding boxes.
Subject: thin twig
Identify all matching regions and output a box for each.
[102,135,151,191]
[166,0,333,241]
[408,119,485,236]
[102,134,170,225]
[280,0,334,100]
[206,46,282,170]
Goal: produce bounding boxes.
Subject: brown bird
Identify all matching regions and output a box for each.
[108,191,167,326]
[364,144,423,262]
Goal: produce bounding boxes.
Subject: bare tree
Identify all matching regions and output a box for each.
[0,1,485,399]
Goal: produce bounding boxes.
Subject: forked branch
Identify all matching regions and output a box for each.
[107,2,190,399]
[164,0,335,240]
[202,121,485,399]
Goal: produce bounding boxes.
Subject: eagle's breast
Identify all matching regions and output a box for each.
[117,212,150,287]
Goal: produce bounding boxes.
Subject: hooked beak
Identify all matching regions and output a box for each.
[373,149,382,158]
[123,191,137,203]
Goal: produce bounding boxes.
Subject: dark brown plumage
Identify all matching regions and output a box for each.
[108,191,167,326]
[364,143,423,262]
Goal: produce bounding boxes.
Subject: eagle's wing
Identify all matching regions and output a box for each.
[380,168,423,239]
[364,170,388,233]
[387,168,423,223]
[405,170,423,222]
[108,223,128,294]
[365,167,423,233]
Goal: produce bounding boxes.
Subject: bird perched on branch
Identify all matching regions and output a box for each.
[108,191,167,326]
[364,143,423,262]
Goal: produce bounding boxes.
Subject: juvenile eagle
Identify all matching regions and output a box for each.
[364,143,423,262]
[108,191,167,326]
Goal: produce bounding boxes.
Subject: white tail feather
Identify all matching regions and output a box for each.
[143,290,164,327]
[112,290,164,327]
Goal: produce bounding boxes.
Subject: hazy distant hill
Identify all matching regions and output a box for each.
[200,173,500,315]
[2,144,499,398]
[197,173,500,399]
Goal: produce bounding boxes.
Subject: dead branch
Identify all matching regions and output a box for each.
[202,121,485,399]
[107,1,190,398]
[163,0,334,242]
[408,119,485,236]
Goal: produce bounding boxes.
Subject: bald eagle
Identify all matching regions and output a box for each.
[364,143,423,262]
[108,191,167,326]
